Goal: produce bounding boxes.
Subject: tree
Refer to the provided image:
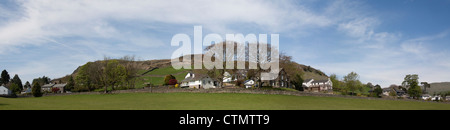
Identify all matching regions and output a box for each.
[343,72,362,95]
[32,83,43,97]
[421,82,430,94]
[164,75,176,85]
[291,74,304,91]
[104,60,127,92]
[330,74,342,92]
[372,84,382,98]
[9,83,20,96]
[11,74,23,92]
[402,74,419,89]
[366,82,374,89]
[403,74,422,99]
[75,63,92,92]
[120,55,141,89]
[24,81,31,89]
[65,76,75,92]
[1,70,10,85]
[32,76,51,87]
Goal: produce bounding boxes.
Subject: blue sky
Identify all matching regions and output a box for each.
[1,0,450,87]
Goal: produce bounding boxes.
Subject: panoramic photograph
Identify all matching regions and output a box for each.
[1,0,450,113]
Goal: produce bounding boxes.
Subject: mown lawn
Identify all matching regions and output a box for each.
[1,93,449,110]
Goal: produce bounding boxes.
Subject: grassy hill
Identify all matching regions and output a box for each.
[53,56,328,87]
[1,93,449,110]
[427,82,450,94]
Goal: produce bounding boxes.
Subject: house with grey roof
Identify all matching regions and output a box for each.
[261,68,291,88]
[42,84,55,92]
[41,83,67,93]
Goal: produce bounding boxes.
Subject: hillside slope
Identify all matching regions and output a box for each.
[427,82,450,94]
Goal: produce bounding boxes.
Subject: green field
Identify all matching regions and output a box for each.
[135,66,189,88]
[1,93,449,110]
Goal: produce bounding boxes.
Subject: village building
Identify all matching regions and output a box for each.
[42,84,55,92]
[0,85,12,96]
[41,83,66,93]
[53,83,66,93]
[244,80,255,88]
[181,72,218,89]
[223,72,232,83]
[261,68,290,88]
[302,78,333,92]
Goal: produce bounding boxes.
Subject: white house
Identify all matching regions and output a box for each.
[244,80,255,88]
[181,72,218,89]
[0,85,12,96]
[223,71,232,83]
[302,78,333,92]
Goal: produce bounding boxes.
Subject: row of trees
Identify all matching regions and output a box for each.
[330,72,382,97]
[330,72,364,95]
[330,72,426,99]
[73,56,141,93]
[1,69,24,95]
[1,69,42,97]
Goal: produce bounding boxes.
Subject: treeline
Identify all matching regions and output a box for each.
[330,72,382,97]
[0,69,40,97]
[330,72,431,99]
[71,55,141,93]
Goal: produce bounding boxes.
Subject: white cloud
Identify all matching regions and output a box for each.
[0,0,334,54]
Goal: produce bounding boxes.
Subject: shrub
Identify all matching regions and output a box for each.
[51,87,60,93]
[175,84,179,88]
[164,75,176,85]
[168,79,177,85]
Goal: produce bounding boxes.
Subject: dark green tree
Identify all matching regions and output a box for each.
[372,84,383,98]
[1,70,10,85]
[24,81,31,89]
[11,74,23,92]
[65,76,75,92]
[32,83,43,97]
[292,74,304,91]
[9,83,20,96]
[32,76,51,86]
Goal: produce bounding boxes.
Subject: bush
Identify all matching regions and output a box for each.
[164,75,176,85]
[168,79,177,85]
[51,87,60,93]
